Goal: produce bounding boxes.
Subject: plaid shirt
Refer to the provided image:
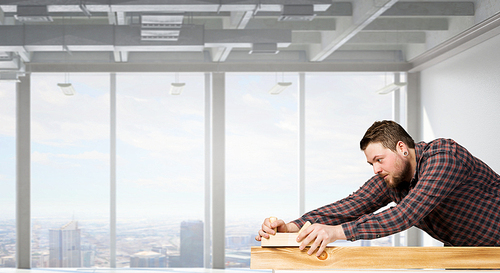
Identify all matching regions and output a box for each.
[291,138,500,246]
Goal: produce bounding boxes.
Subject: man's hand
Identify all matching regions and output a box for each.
[296,224,346,256]
[255,217,299,241]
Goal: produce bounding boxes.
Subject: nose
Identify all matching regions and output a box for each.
[373,164,382,175]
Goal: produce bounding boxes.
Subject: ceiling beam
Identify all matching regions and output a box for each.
[246,17,336,31]
[255,2,352,17]
[0,0,332,13]
[21,48,408,69]
[24,60,411,73]
[382,2,474,16]
[347,32,426,44]
[364,18,449,31]
[292,32,321,44]
[309,0,399,62]
[204,29,291,46]
[191,16,338,31]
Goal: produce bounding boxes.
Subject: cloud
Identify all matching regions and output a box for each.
[122,175,203,193]
[58,151,109,162]
[242,93,271,108]
[30,74,110,146]
[31,151,51,165]
[32,150,109,168]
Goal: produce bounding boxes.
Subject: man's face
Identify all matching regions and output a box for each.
[364,142,410,188]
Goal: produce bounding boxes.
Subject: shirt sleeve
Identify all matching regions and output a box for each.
[290,175,392,229]
[342,149,471,241]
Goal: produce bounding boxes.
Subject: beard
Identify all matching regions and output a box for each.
[384,156,412,189]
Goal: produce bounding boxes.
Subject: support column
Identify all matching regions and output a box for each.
[406,72,421,141]
[110,73,117,267]
[211,72,225,269]
[406,71,422,246]
[16,75,31,269]
[204,72,212,268]
[298,73,306,215]
[392,73,401,123]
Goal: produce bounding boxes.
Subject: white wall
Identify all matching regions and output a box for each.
[419,33,500,173]
[415,31,500,246]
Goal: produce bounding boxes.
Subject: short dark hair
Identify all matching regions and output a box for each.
[360,120,415,152]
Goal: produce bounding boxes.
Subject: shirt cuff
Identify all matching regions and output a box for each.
[290,218,307,230]
[341,222,358,242]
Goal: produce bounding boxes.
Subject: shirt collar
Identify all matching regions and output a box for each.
[410,141,427,187]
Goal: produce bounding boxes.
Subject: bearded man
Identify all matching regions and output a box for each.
[256,120,500,256]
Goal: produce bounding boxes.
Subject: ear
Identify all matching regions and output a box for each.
[396,141,406,154]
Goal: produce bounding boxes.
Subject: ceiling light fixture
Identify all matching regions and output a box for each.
[269,72,292,95]
[141,29,181,41]
[269,82,292,95]
[141,14,184,41]
[170,83,185,95]
[376,82,407,95]
[58,73,75,96]
[58,83,76,96]
[170,73,185,95]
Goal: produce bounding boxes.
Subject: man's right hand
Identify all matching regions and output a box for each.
[255,217,299,241]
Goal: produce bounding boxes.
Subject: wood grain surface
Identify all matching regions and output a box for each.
[261,221,312,247]
[251,246,500,269]
[261,233,303,247]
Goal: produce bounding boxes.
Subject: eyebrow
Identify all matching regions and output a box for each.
[367,155,382,165]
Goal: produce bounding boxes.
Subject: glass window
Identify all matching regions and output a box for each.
[116,73,205,268]
[305,72,394,246]
[225,73,299,267]
[0,82,17,268]
[31,73,110,268]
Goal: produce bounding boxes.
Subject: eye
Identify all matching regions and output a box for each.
[377,159,383,163]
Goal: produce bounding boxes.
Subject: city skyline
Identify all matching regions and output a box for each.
[27,217,261,268]
[2,214,394,268]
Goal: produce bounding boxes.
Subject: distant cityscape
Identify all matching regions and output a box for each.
[0,218,260,268]
[0,218,394,268]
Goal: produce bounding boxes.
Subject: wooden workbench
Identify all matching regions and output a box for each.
[251,246,500,270]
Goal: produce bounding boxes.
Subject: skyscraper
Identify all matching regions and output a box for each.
[130,251,166,267]
[49,221,81,267]
[180,220,203,267]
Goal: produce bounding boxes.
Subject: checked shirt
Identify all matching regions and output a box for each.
[291,138,500,246]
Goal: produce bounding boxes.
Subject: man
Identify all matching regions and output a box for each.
[256,120,500,256]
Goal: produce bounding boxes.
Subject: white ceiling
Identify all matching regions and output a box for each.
[1,0,500,75]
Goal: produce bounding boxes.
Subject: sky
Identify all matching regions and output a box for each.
[0,72,393,228]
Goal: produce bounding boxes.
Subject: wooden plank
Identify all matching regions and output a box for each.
[298,221,311,233]
[261,221,311,247]
[261,233,303,247]
[250,246,500,269]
